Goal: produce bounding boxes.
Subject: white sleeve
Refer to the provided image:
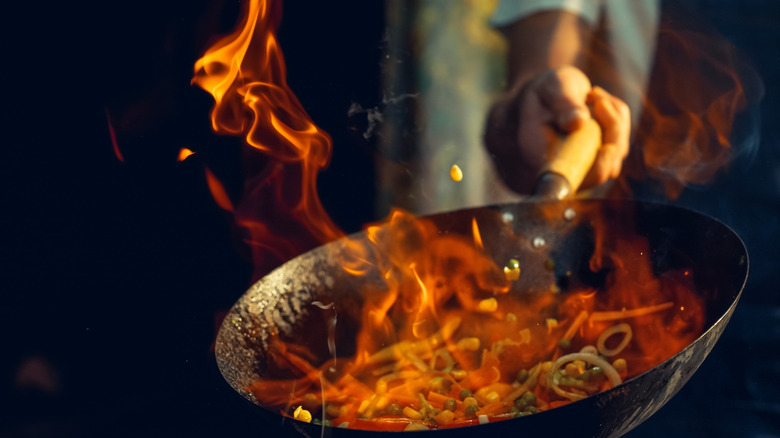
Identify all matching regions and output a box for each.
[490,0,602,29]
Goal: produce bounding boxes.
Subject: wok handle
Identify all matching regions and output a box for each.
[533,118,602,200]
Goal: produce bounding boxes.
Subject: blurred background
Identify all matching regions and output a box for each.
[1,0,778,436]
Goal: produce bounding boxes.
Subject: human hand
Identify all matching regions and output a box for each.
[485,66,630,194]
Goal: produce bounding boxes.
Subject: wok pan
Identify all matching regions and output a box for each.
[215,199,747,437]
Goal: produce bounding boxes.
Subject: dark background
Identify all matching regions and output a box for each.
[1,1,778,437]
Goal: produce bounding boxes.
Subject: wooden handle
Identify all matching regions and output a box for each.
[540,118,602,195]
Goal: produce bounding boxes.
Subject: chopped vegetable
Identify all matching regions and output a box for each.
[477,298,498,313]
[405,422,430,431]
[443,398,457,412]
[435,409,455,425]
[459,389,473,401]
[403,406,422,420]
[293,406,312,423]
[450,164,463,182]
[503,258,521,281]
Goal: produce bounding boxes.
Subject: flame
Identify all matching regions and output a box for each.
[248,204,705,430]
[192,0,343,278]
[634,26,752,197]
[195,0,715,429]
[105,110,124,163]
[204,168,235,212]
[177,148,195,161]
[624,14,760,198]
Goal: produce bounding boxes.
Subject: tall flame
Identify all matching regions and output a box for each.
[192,0,343,278]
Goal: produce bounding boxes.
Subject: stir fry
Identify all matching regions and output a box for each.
[247,211,704,431]
[249,296,685,431]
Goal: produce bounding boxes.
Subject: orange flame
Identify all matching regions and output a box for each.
[192,0,343,278]
[204,168,235,212]
[626,15,760,198]
[248,206,705,430]
[177,148,195,161]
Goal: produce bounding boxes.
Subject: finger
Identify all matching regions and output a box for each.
[589,86,630,181]
[534,66,593,132]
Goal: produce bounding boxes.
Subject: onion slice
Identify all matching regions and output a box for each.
[596,323,632,357]
[547,353,622,401]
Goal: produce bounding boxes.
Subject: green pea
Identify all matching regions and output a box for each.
[465,405,479,419]
[521,391,536,406]
[459,389,473,401]
[558,338,572,350]
[513,411,530,418]
[386,403,403,416]
[443,398,457,412]
[516,369,529,383]
[523,405,537,414]
[583,366,605,382]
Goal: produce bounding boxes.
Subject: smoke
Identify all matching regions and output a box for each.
[347,93,418,140]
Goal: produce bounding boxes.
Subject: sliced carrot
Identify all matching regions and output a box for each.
[458,365,500,390]
[353,417,418,431]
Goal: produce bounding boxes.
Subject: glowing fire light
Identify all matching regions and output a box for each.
[247,205,705,430]
[192,0,343,278]
[193,0,743,431]
[177,148,195,161]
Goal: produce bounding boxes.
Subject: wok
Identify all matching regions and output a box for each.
[215,199,747,437]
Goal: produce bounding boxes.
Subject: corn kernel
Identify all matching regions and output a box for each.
[504,266,521,281]
[477,298,498,313]
[435,409,455,425]
[451,369,468,380]
[450,164,463,182]
[457,337,481,351]
[485,391,500,403]
[462,396,478,408]
[403,406,422,420]
[613,358,627,374]
[293,406,312,423]
[405,422,430,431]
